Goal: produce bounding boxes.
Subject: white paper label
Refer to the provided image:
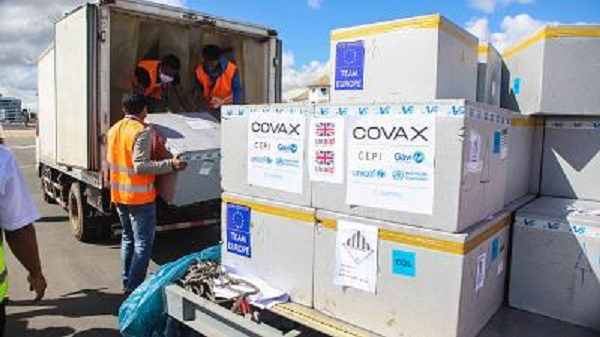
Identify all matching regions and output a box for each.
[199,160,214,175]
[500,130,508,160]
[247,112,305,194]
[308,116,345,183]
[334,220,379,293]
[346,115,435,215]
[468,130,482,173]
[476,252,487,292]
[497,258,504,276]
[185,119,216,130]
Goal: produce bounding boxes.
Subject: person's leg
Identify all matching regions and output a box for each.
[116,204,134,291]
[125,202,157,291]
[0,299,6,337]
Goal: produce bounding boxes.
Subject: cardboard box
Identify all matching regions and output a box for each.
[477,43,502,107]
[502,25,600,115]
[146,112,221,207]
[540,117,600,201]
[330,14,478,104]
[221,105,313,207]
[221,192,316,307]
[509,197,600,331]
[313,209,511,337]
[312,100,513,233]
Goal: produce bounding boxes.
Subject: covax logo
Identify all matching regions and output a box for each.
[251,122,301,136]
[353,125,429,141]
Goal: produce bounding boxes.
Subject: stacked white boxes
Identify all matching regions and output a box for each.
[476,43,502,107]
[311,100,514,233]
[501,25,600,115]
[509,197,600,331]
[330,14,478,104]
[220,104,317,306]
[146,113,221,207]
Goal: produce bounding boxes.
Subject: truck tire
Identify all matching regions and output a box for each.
[68,182,95,242]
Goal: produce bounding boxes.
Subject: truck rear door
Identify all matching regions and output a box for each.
[55,4,98,169]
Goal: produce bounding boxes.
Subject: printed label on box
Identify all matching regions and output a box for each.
[467,130,482,173]
[226,203,251,258]
[308,116,345,183]
[476,252,487,292]
[346,115,436,215]
[335,41,365,91]
[392,250,416,277]
[198,160,214,175]
[334,220,378,293]
[491,237,499,262]
[247,111,305,194]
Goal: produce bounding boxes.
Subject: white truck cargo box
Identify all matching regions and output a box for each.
[146,113,221,207]
[313,209,511,337]
[311,100,512,233]
[221,192,315,307]
[221,105,313,207]
[37,46,57,164]
[540,117,600,201]
[509,197,600,331]
[502,25,600,115]
[476,43,501,107]
[330,14,478,104]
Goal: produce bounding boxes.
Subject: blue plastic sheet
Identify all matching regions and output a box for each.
[119,245,221,337]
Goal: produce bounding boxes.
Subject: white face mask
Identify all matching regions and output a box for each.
[159,73,174,84]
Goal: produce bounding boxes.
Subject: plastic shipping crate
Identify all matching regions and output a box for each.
[313,209,511,337]
[146,112,221,207]
[311,100,513,233]
[502,25,600,115]
[221,192,316,307]
[330,14,478,104]
[509,197,600,331]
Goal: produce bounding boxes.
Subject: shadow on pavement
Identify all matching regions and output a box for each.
[6,288,122,337]
[151,225,221,265]
[37,216,69,223]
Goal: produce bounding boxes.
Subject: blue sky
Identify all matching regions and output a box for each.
[183,0,600,67]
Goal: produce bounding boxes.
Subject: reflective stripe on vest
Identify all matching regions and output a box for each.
[137,60,163,100]
[195,61,236,109]
[0,240,8,301]
[107,118,157,205]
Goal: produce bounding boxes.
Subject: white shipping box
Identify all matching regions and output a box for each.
[314,209,511,337]
[146,113,221,207]
[476,43,501,107]
[312,100,513,233]
[221,192,316,307]
[330,14,478,104]
[509,197,600,331]
[540,117,600,201]
[221,105,313,207]
[502,25,600,115]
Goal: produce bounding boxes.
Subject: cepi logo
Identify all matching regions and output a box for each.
[352,169,386,179]
[277,143,298,153]
[394,151,425,164]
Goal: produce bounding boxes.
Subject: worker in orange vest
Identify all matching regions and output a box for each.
[107,93,187,293]
[194,45,242,114]
[135,54,194,113]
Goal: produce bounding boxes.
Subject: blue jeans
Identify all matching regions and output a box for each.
[116,202,157,292]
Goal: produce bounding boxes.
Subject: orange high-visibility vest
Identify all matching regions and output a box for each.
[137,60,163,101]
[107,117,157,205]
[195,61,236,108]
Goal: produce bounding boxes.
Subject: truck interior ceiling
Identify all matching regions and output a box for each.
[109,10,270,125]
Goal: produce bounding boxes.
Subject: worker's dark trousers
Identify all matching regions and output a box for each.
[0,299,6,337]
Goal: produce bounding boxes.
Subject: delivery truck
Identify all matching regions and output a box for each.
[36,0,282,241]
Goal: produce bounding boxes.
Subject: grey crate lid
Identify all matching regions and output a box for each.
[517,196,600,226]
[145,112,220,155]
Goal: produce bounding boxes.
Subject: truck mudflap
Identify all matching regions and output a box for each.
[164,284,382,337]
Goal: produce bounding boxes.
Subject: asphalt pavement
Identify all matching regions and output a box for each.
[2,130,598,337]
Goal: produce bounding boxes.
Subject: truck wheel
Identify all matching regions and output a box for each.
[68,182,95,242]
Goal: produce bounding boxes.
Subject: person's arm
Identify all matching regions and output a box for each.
[5,225,46,300]
[232,70,242,104]
[174,84,195,112]
[132,129,186,175]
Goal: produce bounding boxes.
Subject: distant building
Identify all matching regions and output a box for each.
[307,75,330,103]
[0,94,22,122]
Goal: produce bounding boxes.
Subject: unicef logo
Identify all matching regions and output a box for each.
[412,151,425,164]
[376,169,386,178]
[277,143,298,153]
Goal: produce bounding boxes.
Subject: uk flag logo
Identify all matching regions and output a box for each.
[316,122,335,137]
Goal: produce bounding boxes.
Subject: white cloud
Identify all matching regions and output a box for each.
[465,14,555,52]
[282,50,329,100]
[469,0,535,14]
[148,0,186,7]
[307,0,323,10]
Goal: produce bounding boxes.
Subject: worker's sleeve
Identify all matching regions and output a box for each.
[232,70,242,104]
[132,129,174,175]
[0,148,40,231]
